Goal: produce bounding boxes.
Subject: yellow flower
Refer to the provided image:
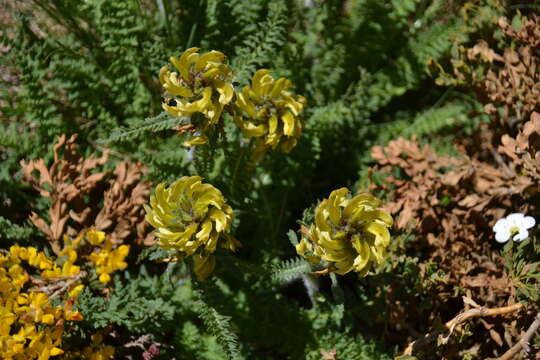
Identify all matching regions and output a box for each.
[87,231,130,284]
[0,245,86,360]
[296,188,393,276]
[144,176,240,280]
[160,47,235,146]
[81,333,115,360]
[234,69,306,159]
[86,230,106,246]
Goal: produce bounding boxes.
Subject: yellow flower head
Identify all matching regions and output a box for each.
[144,176,240,280]
[234,69,306,157]
[160,47,235,146]
[86,230,130,284]
[0,246,84,359]
[296,188,393,276]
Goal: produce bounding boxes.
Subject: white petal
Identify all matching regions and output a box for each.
[493,218,509,233]
[495,230,511,243]
[513,229,529,242]
[506,213,525,224]
[521,216,536,229]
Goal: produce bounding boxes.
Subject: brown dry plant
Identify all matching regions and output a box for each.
[20,134,152,253]
[446,15,540,127]
[370,112,540,356]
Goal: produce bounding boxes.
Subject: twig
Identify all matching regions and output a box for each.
[49,274,83,299]
[49,273,85,299]
[300,225,310,237]
[124,334,152,349]
[402,303,524,356]
[39,271,86,300]
[496,312,540,360]
[444,303,524,335]
[311,268,333,276]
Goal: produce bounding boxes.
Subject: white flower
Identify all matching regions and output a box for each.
[493,213,536,243]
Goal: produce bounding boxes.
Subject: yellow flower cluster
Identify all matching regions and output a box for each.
[296,188,393,276]
[160,47,234,146]
[234,69,306,159]
[144,176,240,280]
[159,48,307,159]
[0,246,83,360]
[66,333,115,360]
[87,230,130,284]
[1,231,124,359]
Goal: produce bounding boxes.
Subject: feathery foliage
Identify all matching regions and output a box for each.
[2,0,531,359]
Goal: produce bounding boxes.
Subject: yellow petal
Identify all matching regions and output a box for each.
[242,122,267,137]
[183,135,208,147]
[195,51,226,72]
[205,231,219,252]
[314,203,331,232]
[180,87,212,113]
[251,69,271,97]
[162,102,187,116]
[159,65,169,85]
[222,233,241,252]
[360,210,393,227]
[50,348,64,356]
[283,94,305,116]
[99,273,111,284]
[156,228,184,242]
[68,284,85,298]
[214,80,234,105]
[333,258,354,275]
[370,244,386,264]
[268,115,278,134]
[171,47,200,79]
[193,194,221,216]
[365,222,391,247]
[41,313,55,324]
[280,137,297,153]
[208,208,228,232]
[258,74,274,95]
[202,67,220,79]
[236,92,257,118]
[352,237,370,271]
[343,194,379,218]
[269,77,291,98]
[193,254,216,281]
[164,75,193,97]
[282,112,295,136]
[196,221,213,243]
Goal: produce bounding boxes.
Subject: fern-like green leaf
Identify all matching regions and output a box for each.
[232,0,287,86]
[194,293,242,360]
[0,216,35,242]
[271,257,312,284]
[97,112,187,144]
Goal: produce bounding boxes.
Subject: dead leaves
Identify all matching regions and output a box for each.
[370,113,540,357]
[20,134,152,253]
[434,14,540,128]
[476,16,540,126]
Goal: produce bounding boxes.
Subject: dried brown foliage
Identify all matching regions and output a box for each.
[466,16,540,126]
[370,113,540,356]
[372,113,540,298]
[20,134,152,253]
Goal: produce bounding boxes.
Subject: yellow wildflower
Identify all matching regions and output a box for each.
[234,69,306,160]
[0,246,84,360]
[144,176,240,280]
[87,230,130,284]
[160,47,235,146]
[296,188,393,276]
[81,333,115,360]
